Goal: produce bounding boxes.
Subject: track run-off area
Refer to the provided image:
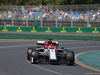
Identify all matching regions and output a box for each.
[0,40,100,75]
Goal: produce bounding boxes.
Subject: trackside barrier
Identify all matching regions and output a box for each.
[0,26,100,33]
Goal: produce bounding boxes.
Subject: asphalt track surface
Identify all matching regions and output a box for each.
[0,40,100,75]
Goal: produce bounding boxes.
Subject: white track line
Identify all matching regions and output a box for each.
[26,59,72,75]
[0,44,72,75]
[26,59,62,75]
[0,43,100,75]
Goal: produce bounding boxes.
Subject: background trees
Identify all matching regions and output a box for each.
[0,0,99,5]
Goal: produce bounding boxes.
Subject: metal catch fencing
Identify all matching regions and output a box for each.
[0,5,100,27]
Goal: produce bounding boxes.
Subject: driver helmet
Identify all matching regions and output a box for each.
[48,41,52,44]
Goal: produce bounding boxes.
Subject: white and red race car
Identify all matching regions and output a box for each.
[27,39,75,65]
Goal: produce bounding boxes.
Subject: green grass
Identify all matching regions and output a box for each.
[0,33,100,40]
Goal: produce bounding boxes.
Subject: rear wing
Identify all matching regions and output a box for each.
[52,41,59,45]
[37,40,59,45]
[37,41,46,45]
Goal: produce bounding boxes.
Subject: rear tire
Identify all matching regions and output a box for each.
[66,51,74,65]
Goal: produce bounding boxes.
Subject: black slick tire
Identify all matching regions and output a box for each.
[30,50,39,64]
[66,51,75,65]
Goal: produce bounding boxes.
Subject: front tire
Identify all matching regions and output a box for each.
[66,51,74,65]
[27,52,30,60]
[27,49,32,61]
[27,47,36,61]
[30,50,39,64]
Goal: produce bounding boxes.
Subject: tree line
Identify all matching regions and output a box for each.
[0,0,100,5]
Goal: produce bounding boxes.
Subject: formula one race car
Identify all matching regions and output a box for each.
[27,39,75,65]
